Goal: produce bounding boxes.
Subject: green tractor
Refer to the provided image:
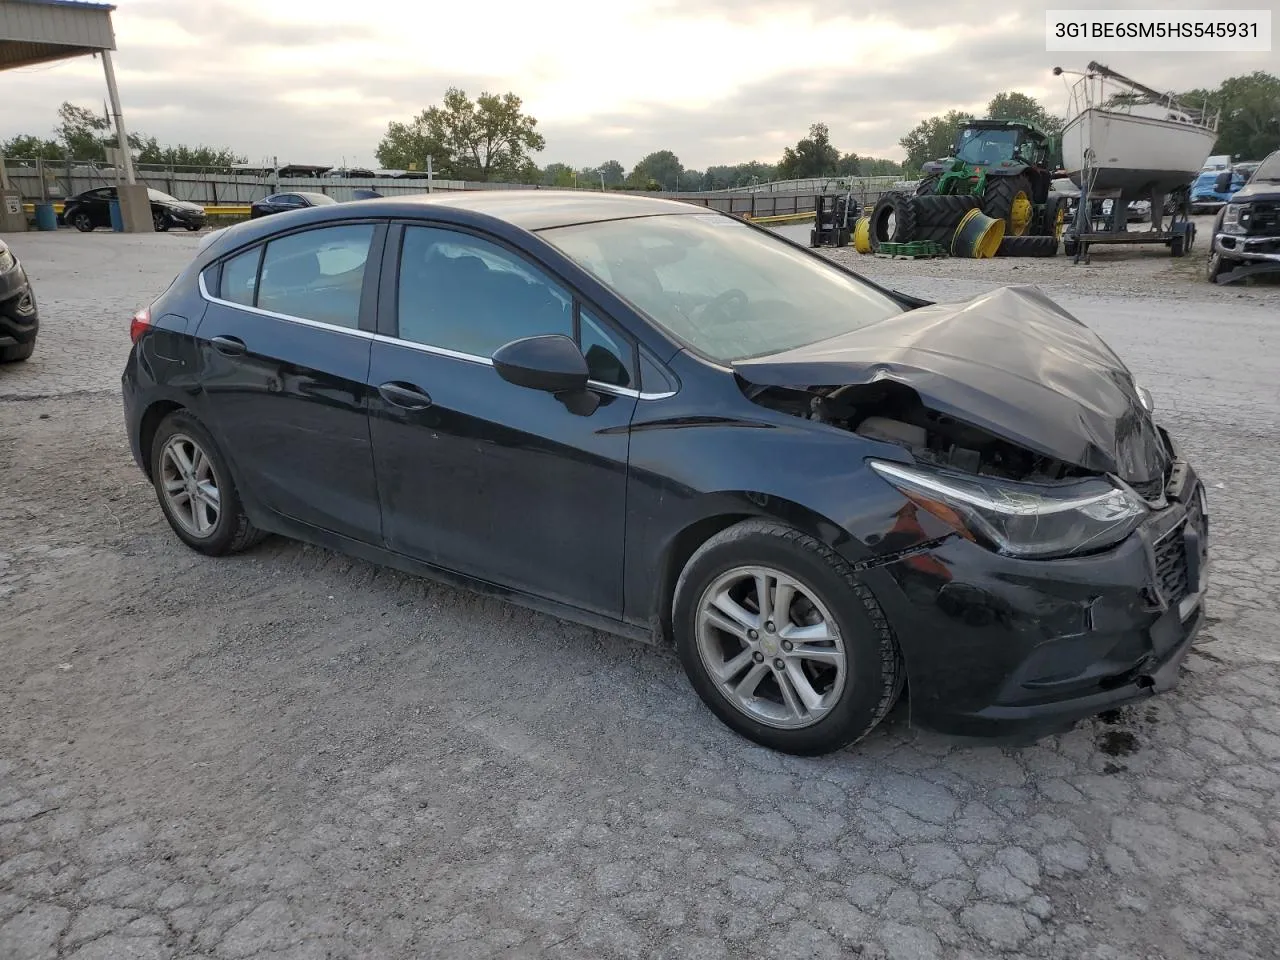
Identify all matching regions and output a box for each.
[915,119,1065,240]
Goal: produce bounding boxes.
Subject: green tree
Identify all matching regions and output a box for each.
[0,134,65,160]
[899,109,975,174]
[1182,72,1280,160]
[133,137,242,168]
[777,123,841,179]
[986,91,1064,136]
[375,88,545,182]
[597,159,625,187]
[628,150,683,190]
[859,157,904,177]
[541,162,576,187]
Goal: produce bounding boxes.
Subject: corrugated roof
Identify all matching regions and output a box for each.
[7,1,117,11]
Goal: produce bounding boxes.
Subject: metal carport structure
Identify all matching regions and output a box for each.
[0,0,150,231]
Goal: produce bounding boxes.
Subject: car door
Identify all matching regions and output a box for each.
[367,222,638,617]
[81,187,115,227]
[192,221,386,543]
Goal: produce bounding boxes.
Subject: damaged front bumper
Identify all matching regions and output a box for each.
[1214,231,1280,264]
[862,454,1209,738]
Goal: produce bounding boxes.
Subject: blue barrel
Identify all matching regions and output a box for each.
[34,202,58,231]
[109,199,124,232]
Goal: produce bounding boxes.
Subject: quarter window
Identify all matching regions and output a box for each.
[256,224,374,328]
[219,246,261,306]
[579,307,632,387]
[397,226,572,356]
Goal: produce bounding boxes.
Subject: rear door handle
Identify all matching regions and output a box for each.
[378,381,433,410]
[210,335,246,356]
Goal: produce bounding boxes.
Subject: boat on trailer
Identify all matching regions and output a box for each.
[1052,62,1219,262]
[1056,62,1218,206]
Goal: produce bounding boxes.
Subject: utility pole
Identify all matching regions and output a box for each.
[427,156,434,193]
[100,50,137,185]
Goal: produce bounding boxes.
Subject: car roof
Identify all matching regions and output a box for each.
[199,190,710,262]
[356,190,706,231]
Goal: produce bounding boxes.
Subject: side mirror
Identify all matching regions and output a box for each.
[1214,172,1232,193]
[492,334,589,394]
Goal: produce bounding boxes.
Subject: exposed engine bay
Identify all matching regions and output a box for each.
[741,379,1093,483]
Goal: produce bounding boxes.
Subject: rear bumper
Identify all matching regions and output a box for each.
[1215,232,1280,263]
[865,455,1209,739]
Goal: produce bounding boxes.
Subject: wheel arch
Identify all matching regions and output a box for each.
[646,492,860,647]
[137,399,187,479]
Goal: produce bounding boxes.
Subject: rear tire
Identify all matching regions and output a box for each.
[995,235,1059,257]
[150,410,266,556]
[72,212,94,232]
[673,519,904,756]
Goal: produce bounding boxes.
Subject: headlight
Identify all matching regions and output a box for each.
[1222,203,1249,234]
[1136,385,1154,412]
[869,460,1148,559]
[0,244,13,272]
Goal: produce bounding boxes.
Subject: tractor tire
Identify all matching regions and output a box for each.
[909,194,980,228]
[995,235,1059,258]
[868,192,918,251]
[1040,195,1069,239]
[982,174,1036,237]
[914,175,940,197]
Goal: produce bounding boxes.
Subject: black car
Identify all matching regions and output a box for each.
[121,192,1209,755]
[250,192,338,219]
[1207,149,1280,283]
[0,236,38,362]
[61,187,207,233]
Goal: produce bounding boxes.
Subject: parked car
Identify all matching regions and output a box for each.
[1207,149,1280,283]
[1191,161,1261,213]
[0,236,38,362]
[250,192,339,219]
[61,187,207,233]
[122,192,1209,755]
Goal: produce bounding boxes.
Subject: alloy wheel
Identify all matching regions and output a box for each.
[695,565,847,729]
[158,433,221,538]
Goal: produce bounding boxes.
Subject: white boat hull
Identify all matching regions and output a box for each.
[1061,108,1218,199]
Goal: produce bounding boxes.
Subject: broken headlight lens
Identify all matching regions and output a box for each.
[869,460,1148,559]
[1222,203,1248,234]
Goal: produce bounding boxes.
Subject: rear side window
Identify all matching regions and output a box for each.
[256,224,374,328]
[220,247,261,306]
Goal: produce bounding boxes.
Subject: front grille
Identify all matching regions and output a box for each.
[1246,201,1279,235]
[1153,528,1190,605]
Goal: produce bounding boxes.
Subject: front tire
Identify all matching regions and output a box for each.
[673,519,904,756]
[0,339,34,362]
[150,411,266,556]
[983,173,1035,236]
[72,212,94,232]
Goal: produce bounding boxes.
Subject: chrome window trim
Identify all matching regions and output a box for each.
[198,270,371,339]
[198,271,676,400]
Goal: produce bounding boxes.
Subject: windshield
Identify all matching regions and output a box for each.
[539,214,904,362]
[1252,153,1280,182]
[955,128,1021,165]
[147,189,181,203]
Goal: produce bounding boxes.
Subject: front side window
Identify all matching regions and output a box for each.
[396,226,572,356]
[539,213,903,363]
[254,224,374,328]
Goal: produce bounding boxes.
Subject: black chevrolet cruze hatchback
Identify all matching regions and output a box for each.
[122,191,1209,755]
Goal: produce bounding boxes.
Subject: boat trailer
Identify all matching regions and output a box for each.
[1064,184,1196,264]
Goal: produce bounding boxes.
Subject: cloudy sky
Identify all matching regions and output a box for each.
[2,0,1272,171]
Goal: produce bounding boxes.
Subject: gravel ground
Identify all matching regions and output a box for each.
[2,230,1278,960]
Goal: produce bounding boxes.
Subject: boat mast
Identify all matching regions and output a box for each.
[1086,61,1181,110]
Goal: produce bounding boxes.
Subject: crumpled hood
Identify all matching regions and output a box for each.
[733,285,1169,483]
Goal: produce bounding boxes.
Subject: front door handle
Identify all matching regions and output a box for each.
[378,381,433,410]
[210,335,246,356]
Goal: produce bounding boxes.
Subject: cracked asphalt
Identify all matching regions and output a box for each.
[2,230,1278,960]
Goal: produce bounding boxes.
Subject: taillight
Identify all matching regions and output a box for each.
[130,307,152,343]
